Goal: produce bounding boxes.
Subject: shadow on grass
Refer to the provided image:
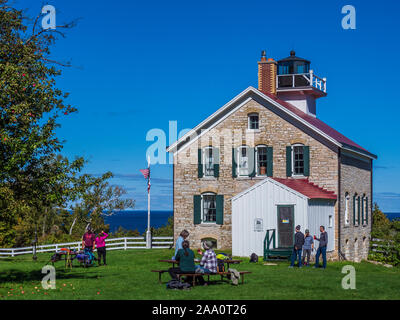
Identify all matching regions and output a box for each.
[0,267,102,285]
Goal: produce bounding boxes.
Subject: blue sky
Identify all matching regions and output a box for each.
[16,0,400,211]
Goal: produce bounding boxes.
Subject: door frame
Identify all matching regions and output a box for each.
[276,205,295,248]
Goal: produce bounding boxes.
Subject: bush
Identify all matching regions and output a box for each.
[369,203,400,266]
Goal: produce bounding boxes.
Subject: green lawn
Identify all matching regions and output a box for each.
[0,249,399,300]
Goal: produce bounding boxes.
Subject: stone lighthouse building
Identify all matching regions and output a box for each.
[167,50,376,262]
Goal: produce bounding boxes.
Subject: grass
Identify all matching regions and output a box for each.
[0,249,400,300]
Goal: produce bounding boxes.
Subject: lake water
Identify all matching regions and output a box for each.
[385,212,400,221]
[104,211,399,234]
[104,210,173,233]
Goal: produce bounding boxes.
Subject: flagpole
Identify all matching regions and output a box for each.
[146,156,151,249]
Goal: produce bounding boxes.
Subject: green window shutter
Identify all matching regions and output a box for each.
[216,195,224,225]
[213,148,219,178]
[267,146,273,177]
[286,146,292,177]
[198,149,203,178]
[194,195,202,225]
[357,196,361,225]
[303,146,310,176]
[353,195,356,225]
[232,148,237,178]
[366,197,369,225]
[249,147,256,177]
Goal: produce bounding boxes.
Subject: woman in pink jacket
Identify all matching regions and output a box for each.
[95,230,109,266]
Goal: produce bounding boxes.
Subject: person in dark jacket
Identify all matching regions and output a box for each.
[314,225,328,269]
[289,225,305,268]
[168,240,196,284]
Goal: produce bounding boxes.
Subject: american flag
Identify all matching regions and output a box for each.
[139,168,150,179]
[139,168,151,193]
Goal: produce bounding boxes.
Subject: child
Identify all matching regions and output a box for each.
[95,230,108,266]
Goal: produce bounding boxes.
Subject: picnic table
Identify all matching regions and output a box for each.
[154,259,247,285]
[158,259,242,269]
[52,249,78,270]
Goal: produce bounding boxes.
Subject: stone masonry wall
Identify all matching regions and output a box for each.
[339,154,372,262]
[173,99,339,255]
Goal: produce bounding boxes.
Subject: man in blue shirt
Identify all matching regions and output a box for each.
[302,229,314,266]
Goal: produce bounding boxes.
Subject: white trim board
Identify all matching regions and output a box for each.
[167,86,376,160]
[230,177,309,202]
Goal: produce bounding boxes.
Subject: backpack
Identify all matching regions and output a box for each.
[166,280,191,290]
[51,253,61,263]
[250,253,258,263]
[217,259,225,272]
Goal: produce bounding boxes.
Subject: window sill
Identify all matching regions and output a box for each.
[201,176,217,180]
[291,175,306,179]
[246,129,260,133]
[198,223,218,227]
[235,176,268,180]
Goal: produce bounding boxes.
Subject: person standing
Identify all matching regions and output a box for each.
[95,230,109,266]
[302,229,314,266]
[82,227,96,254]
[172,230,189,260]
[314,225,328,269]
[168,240,196,283]
[289,225,304,268]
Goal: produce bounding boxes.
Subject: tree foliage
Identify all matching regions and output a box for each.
[369,203,400,266]
[0,1,135,247]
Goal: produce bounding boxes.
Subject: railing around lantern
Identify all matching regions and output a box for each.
[277,70,326,93]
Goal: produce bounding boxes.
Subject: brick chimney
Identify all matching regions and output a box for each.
[258,50,277,95]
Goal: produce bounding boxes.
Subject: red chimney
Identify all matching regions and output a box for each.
[258,50,277,95]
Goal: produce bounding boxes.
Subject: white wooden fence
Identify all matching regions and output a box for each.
[0,236,173,257]
[370,238,395,254]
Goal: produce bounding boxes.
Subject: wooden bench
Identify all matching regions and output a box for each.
[151,269,252,286]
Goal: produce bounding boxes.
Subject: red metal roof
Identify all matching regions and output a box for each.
[261,90,372,155]
[271,178,337,200]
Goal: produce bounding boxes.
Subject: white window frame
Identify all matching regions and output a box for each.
[362,194,367,226]
[344,193,350,226]
[201,192,217,224]
[255,145,268,177]
[354,194,359,226]
[247,113,259,130]
[291,144,305,177]
[203,146,215,177]
[237,146,249,176]
[328,215,333,228]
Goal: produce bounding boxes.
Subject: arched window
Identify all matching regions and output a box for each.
[362,194,367,226]
[201,237,217,249]
[201,193,217,223]
[345,193,350,226]
[354,193,359,226]
[248,113,259,130]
